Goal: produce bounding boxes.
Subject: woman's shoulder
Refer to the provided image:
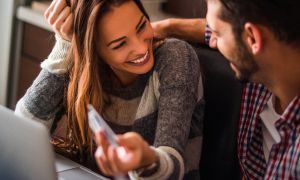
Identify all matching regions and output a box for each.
[151,38,200,90]
[154,38,194,54]
[153,38,200,75]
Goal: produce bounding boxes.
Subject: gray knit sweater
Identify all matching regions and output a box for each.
[15,37,204,180]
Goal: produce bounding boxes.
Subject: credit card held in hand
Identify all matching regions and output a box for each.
[87,104,119,147]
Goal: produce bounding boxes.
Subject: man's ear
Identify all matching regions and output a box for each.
[244,22,263,55]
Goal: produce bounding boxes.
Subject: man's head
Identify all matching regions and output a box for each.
[206,0,300,83]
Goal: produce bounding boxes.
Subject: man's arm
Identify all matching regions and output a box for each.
[151,18,206,43]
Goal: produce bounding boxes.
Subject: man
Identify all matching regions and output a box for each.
[154,0,300,179]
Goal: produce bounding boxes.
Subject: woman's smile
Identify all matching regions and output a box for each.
[127,49,150,66]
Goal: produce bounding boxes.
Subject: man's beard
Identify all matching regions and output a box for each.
[234,40,259,83]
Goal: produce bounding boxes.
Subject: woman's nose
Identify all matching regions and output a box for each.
[132,36,148,54]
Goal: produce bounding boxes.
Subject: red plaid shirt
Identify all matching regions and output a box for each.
[238,83,300,179]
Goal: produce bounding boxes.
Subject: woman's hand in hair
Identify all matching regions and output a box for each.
[94,130,158,176]
[44,0,73,41]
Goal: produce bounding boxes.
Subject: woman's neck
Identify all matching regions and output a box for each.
[110,68,139,87]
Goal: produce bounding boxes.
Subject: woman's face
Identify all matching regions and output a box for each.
[97,1,154,84]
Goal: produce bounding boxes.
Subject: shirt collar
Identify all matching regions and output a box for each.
[275,94,300,130]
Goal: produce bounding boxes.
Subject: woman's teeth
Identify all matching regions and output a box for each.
[131,51,148,64]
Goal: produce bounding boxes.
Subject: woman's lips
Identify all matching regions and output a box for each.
[127,50,150,66]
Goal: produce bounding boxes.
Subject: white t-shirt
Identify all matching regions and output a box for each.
[259,95,281,162]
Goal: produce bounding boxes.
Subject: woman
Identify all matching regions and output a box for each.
[15,0,204,179]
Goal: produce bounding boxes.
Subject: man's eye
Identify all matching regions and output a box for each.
[137,21,147,33]
[112,41,126,50]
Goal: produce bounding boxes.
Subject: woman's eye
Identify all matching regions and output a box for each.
[137,21,147,33]
[112,41,126,50]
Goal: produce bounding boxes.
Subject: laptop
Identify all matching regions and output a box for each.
[0,105,108,180]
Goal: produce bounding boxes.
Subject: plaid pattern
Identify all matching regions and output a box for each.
[204,26,300,178]
[238,83,300,179]
[204,24,212,45]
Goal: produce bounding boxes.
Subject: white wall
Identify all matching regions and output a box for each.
[0,1,15,106]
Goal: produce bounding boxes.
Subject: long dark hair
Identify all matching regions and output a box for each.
[65,0,150,154]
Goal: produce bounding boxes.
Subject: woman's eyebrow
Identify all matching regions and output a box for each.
[136,15,144,30]
[107,37,126,47]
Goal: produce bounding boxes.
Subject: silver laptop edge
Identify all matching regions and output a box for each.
[0,106,109,180]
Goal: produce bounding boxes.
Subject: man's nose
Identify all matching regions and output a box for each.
[209,34,218,49]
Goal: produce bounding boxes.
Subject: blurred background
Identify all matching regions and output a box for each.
[0,0,207,109]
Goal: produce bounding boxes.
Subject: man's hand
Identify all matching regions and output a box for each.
[152,18,207,44]
[151,19,173,40]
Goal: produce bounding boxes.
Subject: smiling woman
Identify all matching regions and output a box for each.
[96,2,154,84]
[15,0,204,179]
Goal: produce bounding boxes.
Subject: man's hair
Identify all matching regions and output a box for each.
[218,0,300,48]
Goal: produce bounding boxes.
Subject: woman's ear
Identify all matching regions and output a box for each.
[244,22,263,55]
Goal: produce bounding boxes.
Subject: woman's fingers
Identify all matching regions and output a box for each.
[44,0,73,41]
[44,0,57,19]
[95,147,113,176]
[94,132,148,175]
[118,132,143,149]
[114,134,144,170]
[60,12,74,40]
[95,132,125,175]
[95,129,109,146]
[106,146,132,175]
[107,146,122,174]
[48,0,68,25]
[95,129,112,163]
[53,6,70,33]
[100,131,112,155]
[94,130,117,175]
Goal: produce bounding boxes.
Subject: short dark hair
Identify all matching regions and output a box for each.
[217,0,300,48]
